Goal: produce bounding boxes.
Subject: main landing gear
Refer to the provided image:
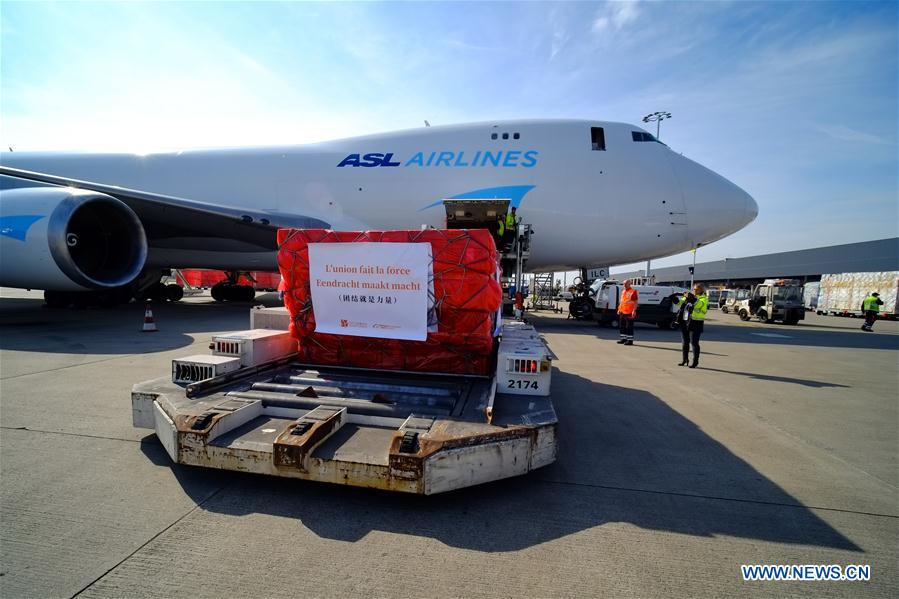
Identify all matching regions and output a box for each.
[211,272,256,302]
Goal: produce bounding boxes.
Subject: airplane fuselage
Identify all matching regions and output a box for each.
[1,119,757,277]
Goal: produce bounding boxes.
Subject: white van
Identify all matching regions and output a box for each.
[589,280,687,329]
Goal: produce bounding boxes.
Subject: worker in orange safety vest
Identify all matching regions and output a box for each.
[617,279,638,345]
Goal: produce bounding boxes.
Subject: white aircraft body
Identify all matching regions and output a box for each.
[0,119,757,295]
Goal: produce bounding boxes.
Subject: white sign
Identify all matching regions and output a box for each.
[308,242,431,341]
[587,266,609,280]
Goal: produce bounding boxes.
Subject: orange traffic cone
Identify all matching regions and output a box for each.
[141,302,158,332]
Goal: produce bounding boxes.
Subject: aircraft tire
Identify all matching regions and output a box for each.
[568,297,593,320]
[166,284,184,302]
[211,283,227,302]
[145,282,168,303]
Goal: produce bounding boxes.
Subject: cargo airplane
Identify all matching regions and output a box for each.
[0,119,757,304]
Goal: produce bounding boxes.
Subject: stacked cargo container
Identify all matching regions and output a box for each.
[816,272,899,318]
[277,229,502,375]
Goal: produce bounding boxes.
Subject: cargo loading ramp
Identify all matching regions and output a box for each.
[133,361,557,495]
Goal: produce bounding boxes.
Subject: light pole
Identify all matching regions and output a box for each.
[642,111,672,139]
[689,247,697,287]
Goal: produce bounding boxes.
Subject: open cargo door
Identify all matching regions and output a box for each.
[443,199,510,230]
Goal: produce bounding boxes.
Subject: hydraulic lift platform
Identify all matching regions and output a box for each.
[134,219,555,494]
[133,322,557,495]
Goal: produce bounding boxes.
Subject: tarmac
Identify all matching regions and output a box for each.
[1,288,896,598]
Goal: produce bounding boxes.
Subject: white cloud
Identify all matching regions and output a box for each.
[550,25,570,60]
[592,1,641,34]
[817,124,895,146]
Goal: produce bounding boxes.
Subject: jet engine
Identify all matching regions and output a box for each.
[0,187,147,291]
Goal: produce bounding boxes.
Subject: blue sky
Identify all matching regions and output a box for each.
[1,1,896,270]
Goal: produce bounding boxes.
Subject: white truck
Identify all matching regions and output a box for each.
[588,279,687,329]
[737,279,805,325]
[816,271,899,319]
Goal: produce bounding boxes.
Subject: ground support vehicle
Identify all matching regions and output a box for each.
[566,277,594,320]
[174,269,283,302]
[530,272,562,313]
[589,280,686,329]
[737,279,805,325]
[132,315,558,495]
[816,271,898,320]
[720,288,750,314]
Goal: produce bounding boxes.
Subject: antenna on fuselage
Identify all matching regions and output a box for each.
[424,120,431,127]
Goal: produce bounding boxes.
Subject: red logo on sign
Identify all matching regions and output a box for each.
[340,319,349,327]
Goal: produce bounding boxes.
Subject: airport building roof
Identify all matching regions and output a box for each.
[615,237,899,285]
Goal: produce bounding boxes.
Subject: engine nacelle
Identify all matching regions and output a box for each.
[0,187,147,291]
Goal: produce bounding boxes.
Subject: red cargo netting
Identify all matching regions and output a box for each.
[177,269,282,290]
[277,229,500,375]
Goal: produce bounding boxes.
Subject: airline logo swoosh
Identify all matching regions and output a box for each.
[0,215,44,241]
[419,185,536,211]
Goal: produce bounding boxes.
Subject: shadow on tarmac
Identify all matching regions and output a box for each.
[143,371,861,553]
[696,367,850,388]
[0,295,274,354]
[630,343,729,357]
[531,313,899,351]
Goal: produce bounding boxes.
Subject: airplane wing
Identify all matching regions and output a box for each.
[0,166,330,250]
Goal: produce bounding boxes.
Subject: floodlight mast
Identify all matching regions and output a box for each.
[642,111,672,139]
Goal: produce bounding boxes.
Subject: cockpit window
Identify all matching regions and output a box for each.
[632,131,659,142]
[591,127,605,151]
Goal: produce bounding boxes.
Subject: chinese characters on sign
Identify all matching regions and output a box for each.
[338,294,398,305]
[308,242,431,341]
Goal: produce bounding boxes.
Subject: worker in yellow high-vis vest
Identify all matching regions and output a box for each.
[495,214,505,248]
[861,292,883,332]
[676,283,709,368]
[503,206,518,251]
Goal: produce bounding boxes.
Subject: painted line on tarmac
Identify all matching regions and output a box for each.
[69,484,231,599]
[536,478,899,520]
[0,425,150,444]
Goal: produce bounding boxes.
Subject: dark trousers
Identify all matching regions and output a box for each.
[503,230,515,250]
[681,320,704,363]
[619,315,634,340]
[864,311,877,329]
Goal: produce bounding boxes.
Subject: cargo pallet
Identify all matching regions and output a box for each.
[134,315,558,494]
[134,221,558,493]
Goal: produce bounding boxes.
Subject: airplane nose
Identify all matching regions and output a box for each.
[669,153,757,247]
[745,190,759,222]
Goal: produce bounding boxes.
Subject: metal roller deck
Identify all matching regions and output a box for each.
[133,360,557,494]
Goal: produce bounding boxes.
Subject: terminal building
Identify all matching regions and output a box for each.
[614,237,898,288]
